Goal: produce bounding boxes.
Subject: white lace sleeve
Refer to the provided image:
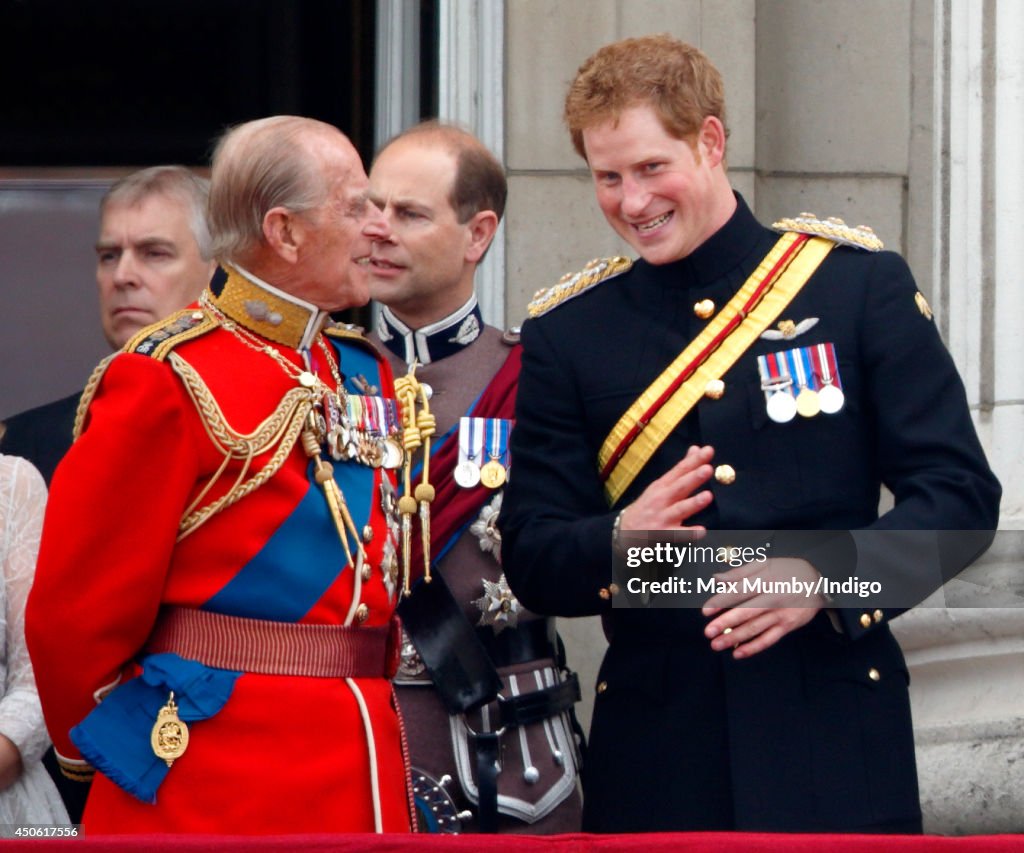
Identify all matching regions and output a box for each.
[0,456,51,766]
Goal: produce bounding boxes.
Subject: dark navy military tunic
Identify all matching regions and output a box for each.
[499,195,1001,833]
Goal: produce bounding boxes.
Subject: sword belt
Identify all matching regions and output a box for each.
[145,606,399,678]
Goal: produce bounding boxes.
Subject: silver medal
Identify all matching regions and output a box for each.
[454,460,481,488]
[766,390,797,423]
[818,383,845,414]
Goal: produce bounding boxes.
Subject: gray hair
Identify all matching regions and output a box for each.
[207,116,343,262]
[101,165,213,260]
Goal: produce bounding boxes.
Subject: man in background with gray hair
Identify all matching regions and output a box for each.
[1,165,215,485]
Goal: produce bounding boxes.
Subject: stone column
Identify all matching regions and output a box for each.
[890,0,1024,834]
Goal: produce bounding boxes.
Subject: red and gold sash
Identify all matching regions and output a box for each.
[599,232,835,505]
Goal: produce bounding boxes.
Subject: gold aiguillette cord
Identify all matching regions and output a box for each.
[395,366,435,594]
[302,412,366,580]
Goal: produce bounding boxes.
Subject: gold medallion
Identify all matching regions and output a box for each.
[151,692,189,767]
[795,387,821,418]
[479,460,507,489]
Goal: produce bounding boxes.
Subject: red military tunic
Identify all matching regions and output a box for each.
[26,266,412,834]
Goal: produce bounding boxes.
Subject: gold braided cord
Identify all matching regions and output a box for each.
[73,353,117,441]
[393,371,424,596]
[169,353,314,540]
[413,386,435,583]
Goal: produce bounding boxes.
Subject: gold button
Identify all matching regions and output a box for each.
[596,681,608,694]
[361,564,372,581]
[694,299,715,319]
[714,464,736,485]
[860,613,872,628]
[704,379,725,400]
[599,588,611,600]
[362,525,374,543]
[356,603,370,623]
[873,609,884,623]
[868,668,881,682]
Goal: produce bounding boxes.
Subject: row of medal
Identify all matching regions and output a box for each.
[756,342,845,423]
[454,416,513,489]
[323,392,405,469]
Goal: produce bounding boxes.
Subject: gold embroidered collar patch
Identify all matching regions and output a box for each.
[208,264,329,349]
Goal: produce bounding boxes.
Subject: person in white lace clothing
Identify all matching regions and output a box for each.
[0,451,70,824]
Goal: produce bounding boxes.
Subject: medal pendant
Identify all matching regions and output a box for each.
[766,390,797,424]
[151,692,189,768]
[795,387,821,418]
[479,460,507,489]
[818,383,845,414]
[454,460,481,488]
[382,437,405,469]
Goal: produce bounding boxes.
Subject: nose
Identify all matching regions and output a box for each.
[362,202,392,242]
[112,252,140,288]
[619,175,649,219]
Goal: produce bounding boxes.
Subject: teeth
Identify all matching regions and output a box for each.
[637,212,671,232]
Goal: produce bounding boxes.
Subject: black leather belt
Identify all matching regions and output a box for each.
[399,568,580,833]
[496,672,580,728]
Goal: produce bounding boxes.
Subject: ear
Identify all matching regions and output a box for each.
[464,210,499,264]
[262,206,302,264]
[696,116,727,168]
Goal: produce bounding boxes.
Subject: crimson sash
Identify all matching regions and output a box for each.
[409,345,521,578]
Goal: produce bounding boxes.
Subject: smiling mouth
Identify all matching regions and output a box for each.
[634,211,673,232]
[368,257,403,271]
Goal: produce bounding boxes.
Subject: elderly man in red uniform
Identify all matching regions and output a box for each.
[26,116,413,834]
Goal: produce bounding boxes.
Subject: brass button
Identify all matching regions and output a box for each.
[873,609,884,623]
[596,681,608,694]
[361,564,372,581]
[860,613,872,628]
[356,603,370,623]
[714,464,736,485]
[362,525,374,543]
[599,587,611,601]
[868,668,881,682]
[704,379,725,400]
[694,299,715,319]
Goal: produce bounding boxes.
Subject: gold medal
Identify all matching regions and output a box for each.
[151,691,189,767]
[795,387,820,418]
[479,459,507,489]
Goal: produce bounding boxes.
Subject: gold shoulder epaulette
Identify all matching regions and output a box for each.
[771,213,884,252]
[527,256,634,318]
[74,310,217,440]
[123,308,218,361]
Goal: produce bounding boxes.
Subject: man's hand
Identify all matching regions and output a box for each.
[620,445,715,531]
[702,557,825,659]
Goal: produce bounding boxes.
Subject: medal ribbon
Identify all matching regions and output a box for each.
[599,233,835,506]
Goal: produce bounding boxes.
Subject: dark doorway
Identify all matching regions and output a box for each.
[0,0,378,167]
